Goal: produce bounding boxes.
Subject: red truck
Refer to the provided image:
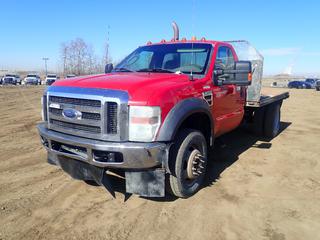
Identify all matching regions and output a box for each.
[37,23,289,198]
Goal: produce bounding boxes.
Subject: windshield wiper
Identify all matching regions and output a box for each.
[137,68,174,73]
[113,67,135,72]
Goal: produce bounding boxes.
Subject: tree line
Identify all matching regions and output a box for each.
[60,38,109,76]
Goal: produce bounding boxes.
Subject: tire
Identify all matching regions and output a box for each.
[316,87,320,91]
[167,129,208,198]
[264,103,281,138]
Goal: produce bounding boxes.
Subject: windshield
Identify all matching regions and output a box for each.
[47,75,56,78]
[27,75,37,78]
[114,43,212,75]
[305,79,315,83]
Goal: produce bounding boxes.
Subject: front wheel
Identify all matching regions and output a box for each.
[167,129,208,198]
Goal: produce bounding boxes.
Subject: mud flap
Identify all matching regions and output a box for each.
[58,157,115,197]
[59,157,103,181]
[125,168,165,197]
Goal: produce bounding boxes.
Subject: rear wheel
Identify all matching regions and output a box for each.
[264,103,281,138]
[167,129,208,198]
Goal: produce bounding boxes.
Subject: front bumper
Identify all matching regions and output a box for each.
[37,123,167,169]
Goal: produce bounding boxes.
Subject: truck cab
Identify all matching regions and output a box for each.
[37,25,288,198]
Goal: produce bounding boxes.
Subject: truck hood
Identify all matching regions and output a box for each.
[53,73,191,104]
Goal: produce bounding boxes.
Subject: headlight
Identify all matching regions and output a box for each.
[129,106,161,142]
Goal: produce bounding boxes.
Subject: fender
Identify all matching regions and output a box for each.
[157,98,214,143]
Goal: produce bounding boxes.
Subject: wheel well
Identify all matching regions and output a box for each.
[177,112,212,146]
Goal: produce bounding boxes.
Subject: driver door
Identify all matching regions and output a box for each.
[212,45,245,136]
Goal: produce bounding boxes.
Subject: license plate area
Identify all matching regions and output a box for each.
[52,140,88,159]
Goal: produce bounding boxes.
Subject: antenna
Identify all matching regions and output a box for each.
[105,25,110,64]
[190,0,196,81]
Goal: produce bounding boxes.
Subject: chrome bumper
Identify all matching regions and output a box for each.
[37,123,167,169]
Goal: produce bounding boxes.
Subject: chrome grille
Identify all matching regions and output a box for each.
[50,119,101,133]
[49,108,101,121]
[49,96,101,107]
[106,102,118,134]
[47,92,122,140]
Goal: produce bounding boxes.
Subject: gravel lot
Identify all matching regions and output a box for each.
[0,86,319,240]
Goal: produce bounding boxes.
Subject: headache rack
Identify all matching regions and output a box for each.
[225,40,289,107]
[225,40,264,106]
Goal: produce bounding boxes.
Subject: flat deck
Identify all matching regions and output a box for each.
[246,87,289,108]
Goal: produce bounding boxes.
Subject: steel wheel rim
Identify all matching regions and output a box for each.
[182,145,206,186]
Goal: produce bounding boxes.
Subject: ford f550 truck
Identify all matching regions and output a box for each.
[37,23,289,198]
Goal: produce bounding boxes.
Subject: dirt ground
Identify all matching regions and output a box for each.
[0,86,319,240]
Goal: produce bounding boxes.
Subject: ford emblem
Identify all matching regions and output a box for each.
[62,108,82,120]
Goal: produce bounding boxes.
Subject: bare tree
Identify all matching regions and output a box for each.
[60,42,68,75]
[104,25,111,64]
[60,38,104,76]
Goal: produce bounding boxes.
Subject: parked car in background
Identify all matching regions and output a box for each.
[305,78,317,88]
[66,74,76,78]
[316,80,320,91]
[3,76,17,85]
[1,74,21,85]
[45,74,58,85]
[23,74,41,85]
[15,75,21,84]
[288,80,312,89]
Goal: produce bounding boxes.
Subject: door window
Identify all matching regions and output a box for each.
[215,46,235,80]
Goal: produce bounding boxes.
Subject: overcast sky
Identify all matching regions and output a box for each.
[0,0,319,75]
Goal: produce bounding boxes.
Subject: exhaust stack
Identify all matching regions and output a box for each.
[172,21,179,41]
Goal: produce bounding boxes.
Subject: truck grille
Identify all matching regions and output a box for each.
[49,108,101,121]
[47,95,119,140]
[50,119,101,133]
[106,102,118,134]
[49,96,101,107]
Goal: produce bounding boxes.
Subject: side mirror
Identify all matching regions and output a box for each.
[215,61,252,86]
[105,63,113,73]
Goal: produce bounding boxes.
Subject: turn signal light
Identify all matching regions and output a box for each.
[248,72,252,81]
